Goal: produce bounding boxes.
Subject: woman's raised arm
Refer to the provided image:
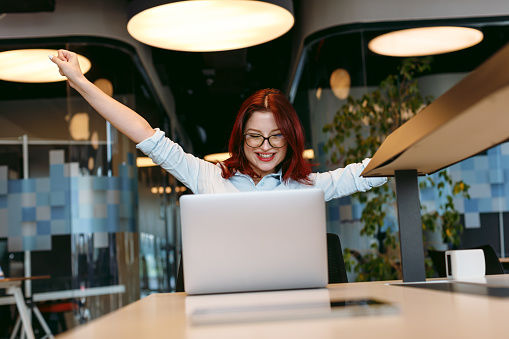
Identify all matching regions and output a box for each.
[49,49,155,143]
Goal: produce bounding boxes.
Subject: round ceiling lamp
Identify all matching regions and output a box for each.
[0,49,91,83]
[204,152,231,163]
[94,78,114,97]
[69,113,90,141]
[329,68,350,100]
[368,26,484,57]
[315,87,322,100]
[127,0,295,52]
[204,149,313,163]
[137,157,158,167]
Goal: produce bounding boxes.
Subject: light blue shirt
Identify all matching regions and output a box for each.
[137,129,387,201]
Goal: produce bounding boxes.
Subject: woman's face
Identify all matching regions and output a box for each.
[243,111,287,180]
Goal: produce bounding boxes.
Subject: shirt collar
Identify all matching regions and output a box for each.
[268,169,283,179]
[232,169,282,180]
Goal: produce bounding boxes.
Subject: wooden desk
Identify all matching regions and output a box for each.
[55,275,509,339]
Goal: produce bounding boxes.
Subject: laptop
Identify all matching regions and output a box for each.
[179,188,328,295]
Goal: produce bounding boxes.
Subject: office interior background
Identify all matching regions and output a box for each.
[1,0,509,336]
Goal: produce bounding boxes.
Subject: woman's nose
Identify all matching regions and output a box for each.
[260,139,272,150]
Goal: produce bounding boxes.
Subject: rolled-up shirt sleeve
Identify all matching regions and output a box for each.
[136,128,219,194]
[312,158,387,201]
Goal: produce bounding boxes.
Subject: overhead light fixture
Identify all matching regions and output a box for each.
[368,26,483,57]
[0,49,91,83]
[137,157,157,167]
[329,68,350,100]
[94,78,114,97]
[303,149,314,160]
[127,0,294,52]
[315,87,322,100]
[68,113,90,141]
[204,152,231,163]
[204,149,314,162]
[151,186,172,194]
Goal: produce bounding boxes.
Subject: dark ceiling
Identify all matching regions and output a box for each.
[2,2,509,161]
[0,0,55,13]
[150,33,294,157]
[0,0,297,159]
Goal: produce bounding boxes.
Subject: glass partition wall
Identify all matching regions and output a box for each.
[0,38,185,336]
[291,16,509,282]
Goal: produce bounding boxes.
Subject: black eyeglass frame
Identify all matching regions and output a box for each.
[243,134,287,148]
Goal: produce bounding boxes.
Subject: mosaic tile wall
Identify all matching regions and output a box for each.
[325,142,509,233]
[0,149,137,252]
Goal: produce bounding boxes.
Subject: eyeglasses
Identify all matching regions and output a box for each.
[244,133,287,148]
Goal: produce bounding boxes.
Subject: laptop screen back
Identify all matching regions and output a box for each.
[180,188,328,295]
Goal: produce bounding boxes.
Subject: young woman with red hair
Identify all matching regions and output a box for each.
[50,50,386,200]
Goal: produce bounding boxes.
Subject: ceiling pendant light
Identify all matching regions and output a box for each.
[204,152,231,163]
[203,149,314,163]
[137,157,158,167]
[127,0,294,52]
[329,68,351,100]
[368,26,484,57]
[0,49,91,83]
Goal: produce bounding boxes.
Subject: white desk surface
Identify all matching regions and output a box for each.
[56,275,509,339]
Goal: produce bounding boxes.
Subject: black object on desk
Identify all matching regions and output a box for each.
[401,281,509,298]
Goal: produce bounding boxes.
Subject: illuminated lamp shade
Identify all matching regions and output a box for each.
[94,78,114,97]
[204,152,231,163]
[137,157,158,167]
[368,26,483,57]
[315,87,322,100]
[204,150,313,162]
[127,0,294,52]
[90,131,100,150]
[69,113,90,141]
[329,68,350,100]
[0,49,91,83]
[303,149,314,160]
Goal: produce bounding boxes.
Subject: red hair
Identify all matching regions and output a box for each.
[221,89,313,184]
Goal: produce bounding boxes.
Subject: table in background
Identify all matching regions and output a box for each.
[0,276,50,339]
[1,280,125,339]
[55,275,509,339]
[499,258,509,271]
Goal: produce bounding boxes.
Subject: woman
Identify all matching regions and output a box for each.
[49,50,386,200]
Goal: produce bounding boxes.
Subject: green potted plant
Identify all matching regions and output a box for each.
[323,57,470,281]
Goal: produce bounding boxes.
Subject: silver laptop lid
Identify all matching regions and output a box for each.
[180,188,328,295]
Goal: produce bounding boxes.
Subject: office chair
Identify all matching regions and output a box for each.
[427,249,447,277]
[428,244,505,277]
[473,244,506,275]
[175,232,348,292]
[326,232,349,284]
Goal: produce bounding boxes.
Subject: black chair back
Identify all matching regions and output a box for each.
[327,232,348,284]
[428,249,447,277]
[473,244,505,275]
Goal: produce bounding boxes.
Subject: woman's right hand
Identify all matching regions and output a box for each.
[48,49,155,143]
[48,49,87,90]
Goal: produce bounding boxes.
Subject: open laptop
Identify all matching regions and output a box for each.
[179,188,328,295]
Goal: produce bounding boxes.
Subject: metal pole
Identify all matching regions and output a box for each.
[22,135,32,298]
[395,170,426,282]
[106,122,113,177]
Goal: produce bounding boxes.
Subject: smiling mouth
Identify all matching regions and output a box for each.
[257,153,275,161]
